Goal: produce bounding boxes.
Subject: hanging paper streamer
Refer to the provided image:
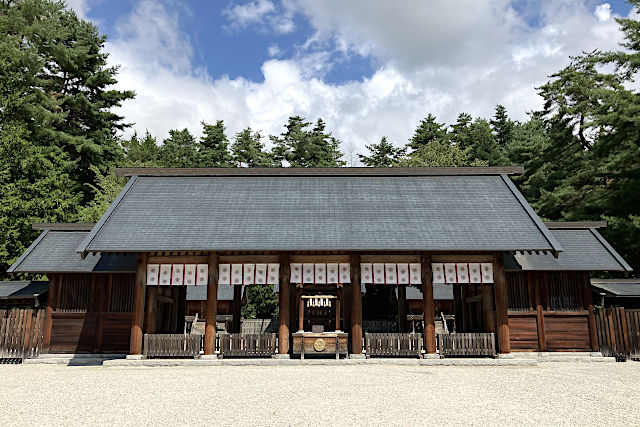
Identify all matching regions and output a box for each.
[397,263,409,285]
[373,263,385,284]
[314,263,327,284]
[409,263,422,285]
[197,264,208,286]
[361,263,373,283]
[456,263,469,284]
[303,264,315,284]
[171,264,184,286]
[469,263,481,284]
[339,264,351,283]
[290,263,302,283]
[184,264,196,286]
[219,264,231,286]
[243,264,255,285]
[432,263,445,284]
[267,263,279,284]
[231,264,243,285]
[481,263,494,283]
[254,263,267,285]
[160,264,172,286]
[146,264,159,286]
[385,263,397,285]
[326,263,339,284]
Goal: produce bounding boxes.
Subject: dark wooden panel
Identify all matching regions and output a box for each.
[544,313,590,351]
[102,313,133,353]
[508,313,539,351]
[50,313,96,353]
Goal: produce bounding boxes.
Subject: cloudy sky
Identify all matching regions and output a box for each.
[67,0,634,158]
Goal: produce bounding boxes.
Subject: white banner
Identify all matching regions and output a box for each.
[219,264,231,285]
[385,263,397,285]
[267,263,280,284]
[146,264,159,286]
[184,264,197,286]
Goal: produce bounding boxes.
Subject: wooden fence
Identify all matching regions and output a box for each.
[219,333,277,358]
[143,334,202,358]
[437,333,496,357]
[0,309,45,361]
[595,308,640,360]
[365,333,422,358]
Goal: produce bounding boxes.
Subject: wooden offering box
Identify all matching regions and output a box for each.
[292,332,348,359]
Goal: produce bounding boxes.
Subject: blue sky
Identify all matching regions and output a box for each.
[68,0,637,161]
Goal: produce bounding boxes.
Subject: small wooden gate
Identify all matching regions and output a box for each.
[219,333,277,358]
[143,334,202,358]
[595,308,640,360]
[0,309,45,362]
[365,333,422,358]
[437,333,496,357]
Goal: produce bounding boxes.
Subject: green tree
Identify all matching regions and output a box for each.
[158,129,200,167]
[0,122,80,278]
[121,131,160,166]
[400,138,487,167]
[490,104,515,150]
[199,120,234,167]
[271,116,345,167]
[358,137,406,167]
[241,286,279,319]
[0,0,134,201]
[407,114,448,151]
[453,116,505,165]
[232,127,272,167]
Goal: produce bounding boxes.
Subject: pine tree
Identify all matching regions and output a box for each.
[490,104,515,149]
[358,137,406,167]
[122,131,160,166]
[232,128,271,167]
[407,114,448,151]
[199,120,233,167]
[159,129,200,167]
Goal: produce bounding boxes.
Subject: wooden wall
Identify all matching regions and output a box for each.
[506,271,591,352]
[48,273,134,354]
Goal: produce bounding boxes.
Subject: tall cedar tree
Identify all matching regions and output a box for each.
[0,0,134,201]
[200,120,234,167]
[359,137,406,166]
[408,114,448,151]
[232,128,272,167]
[159,129,200,167]
[271,116,345,167]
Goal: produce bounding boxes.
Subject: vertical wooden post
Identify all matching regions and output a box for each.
[533,272,547,352]
[170,287,179,332]
[278,253,291,354]
[493,252,510,354]
[145,286,158,334]
[203,253,219,356]
[422,255,436,354]
[130,253,147,355]
[94,275,105,353]
[583,273,598,352]
[42,274,58,353]
[481,283,495,333]
[343,283,352,336]
[397,286,407,333]
[232,285,242,333]
[350,254,362,355]
[298,296,305,332]
[453,283,462,333]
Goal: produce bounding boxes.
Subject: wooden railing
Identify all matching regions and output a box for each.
[365,333,422,358]
[219,333,277,358]
[0,309,45,362]
[143,334,202,358]
[437,333,496,357]
[595,308,640,360]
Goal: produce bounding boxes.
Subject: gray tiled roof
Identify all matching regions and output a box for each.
[590,279,640,297]
[78,174,560,253]
[7,231,136,274]
[0,281,49,298]
[511,229,631,272]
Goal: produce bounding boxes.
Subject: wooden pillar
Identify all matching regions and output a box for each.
[129,253,147,355]
[203,253,219,356]
[583,273,598,352]
[343,283,352,336]
[481,283,495,333]
[397,286,407,333]
[42,274,58,353]
[232,285,242,333]
[533,272,547,352]
[145,286,158,334]
[298,295,305,332]
[278,253,291,354]
[493,252,510,354]
[422,255,436,354]
[350,254,362,355]
[170,287,179,332]
[94,275,105,353]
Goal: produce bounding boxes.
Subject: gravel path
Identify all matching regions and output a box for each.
[1,362,638,426]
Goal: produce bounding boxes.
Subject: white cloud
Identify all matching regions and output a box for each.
[595,3,612,22]
[65,0,90,19]
[223,0,295,34]
[105,0,632,157]
[267,44,281,57]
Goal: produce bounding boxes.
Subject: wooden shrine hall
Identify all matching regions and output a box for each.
[7,166,633,359]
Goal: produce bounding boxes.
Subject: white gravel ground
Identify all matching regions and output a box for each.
[1,362,638,426]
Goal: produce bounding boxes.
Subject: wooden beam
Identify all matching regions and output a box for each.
[290,254,350,263]
[430,254,494,263]
[145,286,157,334]
[298,293,305,332]
[278,253,291,354]
[94,275,105,353]
[350,254,363,354]
[493,252,510,354]
[203,253,219,356]
[397,286,407,333]
[360,255,421,263]
[147,255,209,264]
[422,255,436,354]
[582,272,598,352]
[481,284,495,334]
[41,274,58,353]
[232,285,242,334]
[220,255,280,263]
[129,253,147,355]
[533,272,547,351]
[115,166,525,177]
